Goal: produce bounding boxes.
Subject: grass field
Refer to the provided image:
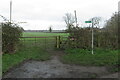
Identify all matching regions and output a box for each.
[22,32,69,37]
[21,32,69,41]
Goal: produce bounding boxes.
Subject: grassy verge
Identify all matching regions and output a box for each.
[61,48,119,72]
[2,42,51,74]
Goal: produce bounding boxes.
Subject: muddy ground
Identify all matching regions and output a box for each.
[3,51,119,78]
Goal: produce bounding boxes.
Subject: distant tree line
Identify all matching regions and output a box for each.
[49,26,52,32]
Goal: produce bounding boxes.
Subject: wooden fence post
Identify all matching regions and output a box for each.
[58,36,60,48]
[55,36,57,48]
[57,36,59,48]
[45,37,46,50]
[55,36,61,49]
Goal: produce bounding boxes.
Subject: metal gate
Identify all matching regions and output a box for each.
[20,36,56,51]
[20,36,66,51]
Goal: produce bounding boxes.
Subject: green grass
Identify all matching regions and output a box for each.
[2,46,50,72]
[21,32,69,41]
[62,48,119,67]
[22,32,69,37]
[2,44,51,73]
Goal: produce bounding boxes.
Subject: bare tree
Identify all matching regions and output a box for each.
[63,13,75,31]
[90,17,102,28]
[105,12,118,33]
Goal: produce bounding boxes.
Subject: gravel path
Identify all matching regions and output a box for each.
[3,51,119,78]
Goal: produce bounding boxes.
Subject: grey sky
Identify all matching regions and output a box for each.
[0,0,119,30]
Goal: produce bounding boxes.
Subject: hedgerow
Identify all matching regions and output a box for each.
[62,12,118,50]
[2,22,23,53]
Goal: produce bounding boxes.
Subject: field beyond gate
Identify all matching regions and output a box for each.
[20,32,69,50]
[20,36,56,51]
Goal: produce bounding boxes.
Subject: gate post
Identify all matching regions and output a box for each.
[55,36,57,48]
[45,37,46,50]
[56,36,58,48]
[58,36,60,48]
[55,36,61,49]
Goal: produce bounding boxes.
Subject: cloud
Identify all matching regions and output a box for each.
[0,0,119,30]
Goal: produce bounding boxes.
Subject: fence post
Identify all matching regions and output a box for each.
[55,36,61,49]
[55,36,57,48]
[45,37,46,50]
[56,36,59,48]
[58,36,60,48]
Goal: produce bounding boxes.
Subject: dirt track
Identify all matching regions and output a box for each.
[3,51,119,78]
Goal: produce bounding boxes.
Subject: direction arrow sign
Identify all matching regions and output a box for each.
[85,21,92,23]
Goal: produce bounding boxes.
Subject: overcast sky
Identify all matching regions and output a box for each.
[0,0,119,30]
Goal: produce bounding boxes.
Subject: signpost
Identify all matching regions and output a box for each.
[118,1,120,12]
[10,0,12,23]
[85,20,94,54]
[74,10,77,27]
[85,21,92,23]
[118,2,120,46]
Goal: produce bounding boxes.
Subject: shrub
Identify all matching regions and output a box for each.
[2,22,23,53]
